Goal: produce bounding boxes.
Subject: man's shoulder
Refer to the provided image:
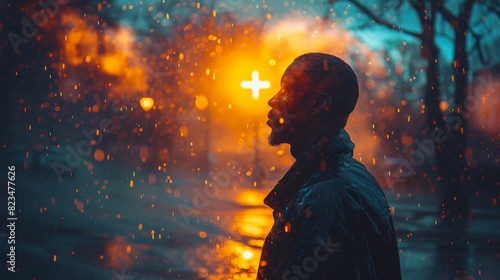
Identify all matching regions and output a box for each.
[302,161,371,195]
[296,177,354,206]
[298,166,388,211]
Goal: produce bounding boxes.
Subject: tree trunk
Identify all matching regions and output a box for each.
[418,1,444,133]
[438,0,474,240]
[414,0,471,238]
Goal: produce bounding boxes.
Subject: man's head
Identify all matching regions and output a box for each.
[267,53,359,146]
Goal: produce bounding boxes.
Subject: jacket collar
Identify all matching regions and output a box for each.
[263,129,355,212]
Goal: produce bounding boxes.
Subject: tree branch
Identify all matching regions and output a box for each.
[460,0,476,20]
[350,21,377,31]
[467,28,488,65]
[348,0,422,39]
[434,1,457,23]
[484,3,500,20]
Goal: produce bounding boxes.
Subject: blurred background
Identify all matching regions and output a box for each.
[0,0,499,279]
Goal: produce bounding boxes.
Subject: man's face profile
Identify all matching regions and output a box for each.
[266,62,309,146]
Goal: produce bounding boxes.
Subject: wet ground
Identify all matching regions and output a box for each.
[2,160,499,280]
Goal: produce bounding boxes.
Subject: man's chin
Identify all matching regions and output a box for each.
[268,131,289,146]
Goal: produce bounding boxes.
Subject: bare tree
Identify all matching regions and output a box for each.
[324,0,500,237]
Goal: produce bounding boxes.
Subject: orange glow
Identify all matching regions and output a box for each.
[439,100,449,112]
[242,250,254,260]
[139,97,154,112]
[140,146,149,162]
[191,239,261,279]
[284,221,291,233]
[209,18,388,186]
[401,135,414,146]
[233,208,273,239]
[104,236,133,269]
[148,173,156,184]
[94,148,105,161]
[159,148,170,161]
[211,53,278,116]
[102,54,126,75]
[63,27,99,65]
[74,199,84,213]
[195,95,209,110]
[187,196,273,279]
[179,125,188,137]
[59,12,147,101]
[470,72,500,135]
[236,190,266,206]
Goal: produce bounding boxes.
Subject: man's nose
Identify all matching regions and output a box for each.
[268,94,279,108]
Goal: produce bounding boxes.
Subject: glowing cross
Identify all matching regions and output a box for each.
[240,70,270,99]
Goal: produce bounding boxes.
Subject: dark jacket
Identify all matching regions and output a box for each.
[258,129,402,280]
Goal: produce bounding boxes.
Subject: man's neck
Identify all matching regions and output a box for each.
[289,128,342,159]
[289,135,325,160]
[290,143,308,159]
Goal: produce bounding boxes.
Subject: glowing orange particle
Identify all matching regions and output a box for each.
[284,222,291,233]
[94,149,105,162]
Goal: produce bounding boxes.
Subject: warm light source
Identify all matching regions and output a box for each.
[242,250,254,260]
[241,70,270,99]
[139,97,154,112]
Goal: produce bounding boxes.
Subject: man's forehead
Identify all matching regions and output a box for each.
[281,62,308,84]
[280,60,314,91]
[283,60,309,77]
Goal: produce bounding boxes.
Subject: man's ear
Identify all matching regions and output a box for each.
[311,93,332,115]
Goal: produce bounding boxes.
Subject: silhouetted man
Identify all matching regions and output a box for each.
[258,53,401,280]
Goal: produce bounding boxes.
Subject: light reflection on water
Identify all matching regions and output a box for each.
[193,239,262,279]
[103,235,151,271]
[104,236,133,269]
[96,188,274,279]
[190,190,273,279]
